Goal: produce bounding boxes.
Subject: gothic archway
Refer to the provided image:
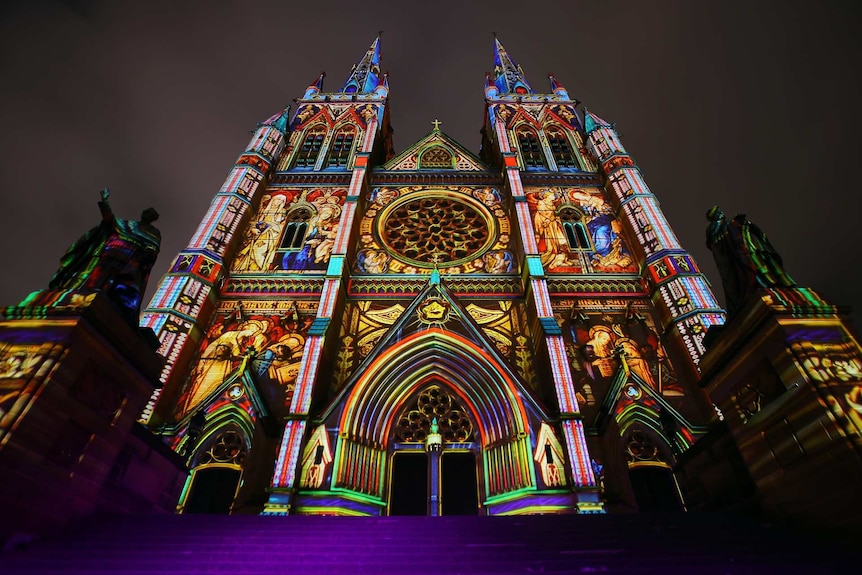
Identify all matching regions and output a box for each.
[336,329,534,513]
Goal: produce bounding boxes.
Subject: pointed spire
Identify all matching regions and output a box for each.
[548,74,569,99]
[584,108,612,134]
[261,105,290,134]
[492,36,532,95]
[303,71,326,98]
[342,36,382,94]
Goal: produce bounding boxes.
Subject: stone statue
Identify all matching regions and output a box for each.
[705,206,795,316]
[49,189,161,326]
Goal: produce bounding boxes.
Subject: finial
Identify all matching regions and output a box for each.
[492,31,497,38]
[431,119,442,131]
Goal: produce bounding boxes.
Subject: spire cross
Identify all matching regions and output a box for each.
[432,119,442,130]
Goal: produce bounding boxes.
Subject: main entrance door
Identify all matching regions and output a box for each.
[441,451,479,515]
[389,449,479,515]
[389,451,428,515]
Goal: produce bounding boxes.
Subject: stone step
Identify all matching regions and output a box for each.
[0,512,848,575]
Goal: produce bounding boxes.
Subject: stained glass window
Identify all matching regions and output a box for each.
[559,206,591,250]
[278,208,312,251]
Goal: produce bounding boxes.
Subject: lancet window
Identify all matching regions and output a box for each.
[326,126,356,168]
[293,126,326,169]
[558,205,592,250]
[278,208,313,252]
[517,128,546,169]
[547,127,579,170]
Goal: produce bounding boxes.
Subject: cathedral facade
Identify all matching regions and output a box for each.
[140,37,726,516]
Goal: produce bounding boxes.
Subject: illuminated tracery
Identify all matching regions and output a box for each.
[394,385,474,443]
[382,195,490,266]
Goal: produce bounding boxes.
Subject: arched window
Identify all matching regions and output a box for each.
[547,127,579,170]
[326,126,356,168]
[278,208,312,252]
[558,205,591,250]
[516,127,545,169]
[418,146,454,169]
[293,126,326,169]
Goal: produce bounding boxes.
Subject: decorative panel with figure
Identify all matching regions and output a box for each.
[525,187,637,274]
[176,300,316,420]
[554,299,699,428]
[233,188,347,273]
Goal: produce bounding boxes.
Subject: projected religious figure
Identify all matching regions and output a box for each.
[178,302,312,418]
[526,187,636,274]
[49,188,160,326]
[705,205,795,315]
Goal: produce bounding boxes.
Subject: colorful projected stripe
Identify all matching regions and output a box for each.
[273,419,307,488]
[189,196,231,249]
[640,197,681,251]
[606,129,624,154]
[547,336,579,414]
[515,203,538,253]
[361,117,378,151]
[290,336,323,414]
[562,419,595,487]
[530,280,553,317]
[319,279,340,317]
[333,201,357,255]
[680,276,720,310]
[495,120,511,154]
[626,168,651,197]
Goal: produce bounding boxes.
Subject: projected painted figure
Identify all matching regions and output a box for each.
[526,187,635,274]
[567,310,685,426]
[706,206,796,316]
[275,189,346,271]
[179,305,312,418]
[49,188,160,326]
[234,194,287,271]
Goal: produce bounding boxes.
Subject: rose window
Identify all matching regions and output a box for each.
[381,195,491,266]
[395,385,474,443]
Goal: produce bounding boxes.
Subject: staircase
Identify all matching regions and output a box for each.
[0,512,848,574]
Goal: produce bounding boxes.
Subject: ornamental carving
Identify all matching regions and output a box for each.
[395,386,474,443]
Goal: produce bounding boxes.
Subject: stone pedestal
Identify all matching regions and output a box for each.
[0,291,187,543]
[696,287,862,532]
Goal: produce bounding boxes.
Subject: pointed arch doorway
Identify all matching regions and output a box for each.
[387,385,480,516]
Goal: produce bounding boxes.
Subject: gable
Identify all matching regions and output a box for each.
[383,130,488,172]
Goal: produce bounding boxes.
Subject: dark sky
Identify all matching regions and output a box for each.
[2,1,861,326]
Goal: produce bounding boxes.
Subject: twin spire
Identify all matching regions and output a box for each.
[492,37,533,95]
[303,36,386,97]
[304,35,570,99]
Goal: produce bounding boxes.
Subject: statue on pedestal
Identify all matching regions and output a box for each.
[705,206,795,316]
[49,189,161,326]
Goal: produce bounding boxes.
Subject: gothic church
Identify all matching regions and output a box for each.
[140,36,728,516]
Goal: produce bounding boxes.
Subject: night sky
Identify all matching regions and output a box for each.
[2,1,860,326]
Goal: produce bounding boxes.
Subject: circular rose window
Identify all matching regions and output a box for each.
[380,194,493,267]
